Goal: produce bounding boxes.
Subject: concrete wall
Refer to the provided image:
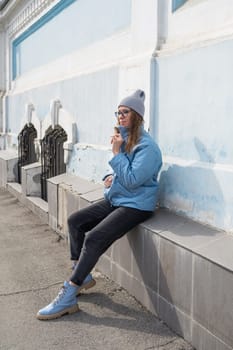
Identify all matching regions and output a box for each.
[7,67,119,145]
[0,27,5,91]
[155,38,233,232]
[4,0,158,181]
[167,0,233,46]
[1,0,233,231]
[12,0,132,78]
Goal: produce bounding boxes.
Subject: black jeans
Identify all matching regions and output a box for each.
[68,199,153,286]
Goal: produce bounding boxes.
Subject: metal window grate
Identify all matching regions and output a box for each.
[17,123,37,183]
[40,124,67,201]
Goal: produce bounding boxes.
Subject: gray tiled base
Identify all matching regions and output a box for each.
[193,256,233,348]
[97,253,112,278]
[159,238,193,315]
[158,295,192,343]
[192,322,233,350]
[97,210,233,350]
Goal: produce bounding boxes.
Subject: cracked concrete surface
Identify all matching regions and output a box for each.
[0,188,194,350]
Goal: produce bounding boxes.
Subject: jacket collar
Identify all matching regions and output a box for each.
[118,125,144,141]
[118,126,129,141]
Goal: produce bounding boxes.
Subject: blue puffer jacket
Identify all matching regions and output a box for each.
[104,126,162,211]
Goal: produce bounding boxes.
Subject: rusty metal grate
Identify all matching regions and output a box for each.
[17,123,37,183]
[40,124,67,201]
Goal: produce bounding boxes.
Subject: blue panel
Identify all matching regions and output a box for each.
[12,0,131,80]
[12,0,76,79]
[172,0,188,12]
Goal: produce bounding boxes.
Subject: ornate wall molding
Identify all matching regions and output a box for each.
[7,0,57,38]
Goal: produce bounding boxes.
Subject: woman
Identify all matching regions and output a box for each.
[37,89,162,320]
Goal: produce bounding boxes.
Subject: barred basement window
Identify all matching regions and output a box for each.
[17,123,37,183]
[40,125,67,201]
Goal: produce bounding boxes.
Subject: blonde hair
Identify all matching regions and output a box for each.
[117,111,143,153]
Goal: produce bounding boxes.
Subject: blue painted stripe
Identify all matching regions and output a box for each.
[12,0,76,79]
[172,0,188,12]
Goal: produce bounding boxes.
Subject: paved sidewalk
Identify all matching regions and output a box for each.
[0,188,194,350]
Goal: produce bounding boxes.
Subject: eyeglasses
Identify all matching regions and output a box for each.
[114,109,131,118]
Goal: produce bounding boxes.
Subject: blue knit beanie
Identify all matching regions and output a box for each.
[118,89,145,118]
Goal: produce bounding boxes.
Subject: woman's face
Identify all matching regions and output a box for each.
[117,107,132,128]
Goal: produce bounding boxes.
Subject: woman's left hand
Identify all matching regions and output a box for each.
[111,133,124,155]
[104,175,113,188]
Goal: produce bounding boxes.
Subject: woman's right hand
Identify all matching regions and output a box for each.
[104,175,113,188]
[111,133,123,155]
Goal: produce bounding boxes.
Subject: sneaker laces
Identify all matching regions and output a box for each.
[53,285,67,305]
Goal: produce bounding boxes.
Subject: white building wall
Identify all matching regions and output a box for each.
[3,0,159,174]
[0,26,5,91]
[165,0,233,49]
[154,0,233,232]
[1,0,233,232]
[12,0,132,78]
[0,24,6,148]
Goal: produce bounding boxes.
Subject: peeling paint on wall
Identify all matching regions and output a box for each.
[67,143,112,184]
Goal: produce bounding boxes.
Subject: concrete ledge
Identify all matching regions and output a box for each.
[21,162,42,197]
[97,211,233,350]
[7,182,48,224]
[0,150,18,187]
[47,173,103,236]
